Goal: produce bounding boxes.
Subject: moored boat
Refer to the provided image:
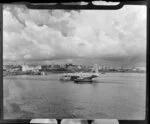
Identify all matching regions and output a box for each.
[60,70,99,82]
[59,73,80,81]
[60,75,71,81]
[74,77,93,83]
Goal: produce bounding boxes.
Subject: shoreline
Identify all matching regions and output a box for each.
[3,72,146,79]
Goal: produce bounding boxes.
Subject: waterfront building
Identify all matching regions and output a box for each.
[131,67,146,72]
[98,65,103,71]
[4,65,22,72]
[22,65,41,72]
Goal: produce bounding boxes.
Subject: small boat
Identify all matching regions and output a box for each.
[59,67,100,82]
[60,73,80,81]
[60,75,71,81]
[74,77,93,83]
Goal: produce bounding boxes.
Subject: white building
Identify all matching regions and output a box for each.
[135,67,146,72]
[22,65,41,72]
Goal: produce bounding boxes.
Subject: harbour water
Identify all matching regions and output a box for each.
[4,73,146,119]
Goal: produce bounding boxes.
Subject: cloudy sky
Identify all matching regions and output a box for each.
[3,5,146,67]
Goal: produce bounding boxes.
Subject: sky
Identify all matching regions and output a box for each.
[3,5,146,67]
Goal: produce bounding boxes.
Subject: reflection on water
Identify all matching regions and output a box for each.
[4,73,146,119]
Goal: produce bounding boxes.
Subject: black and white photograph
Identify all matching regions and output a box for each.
[3,4,146,119]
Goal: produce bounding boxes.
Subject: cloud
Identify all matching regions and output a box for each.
[3,9,24,33]
[3,5,146,66]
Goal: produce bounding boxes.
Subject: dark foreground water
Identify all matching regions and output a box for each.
[4,73,146,119]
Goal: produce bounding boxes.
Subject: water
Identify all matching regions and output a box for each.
[3,73,146,119]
